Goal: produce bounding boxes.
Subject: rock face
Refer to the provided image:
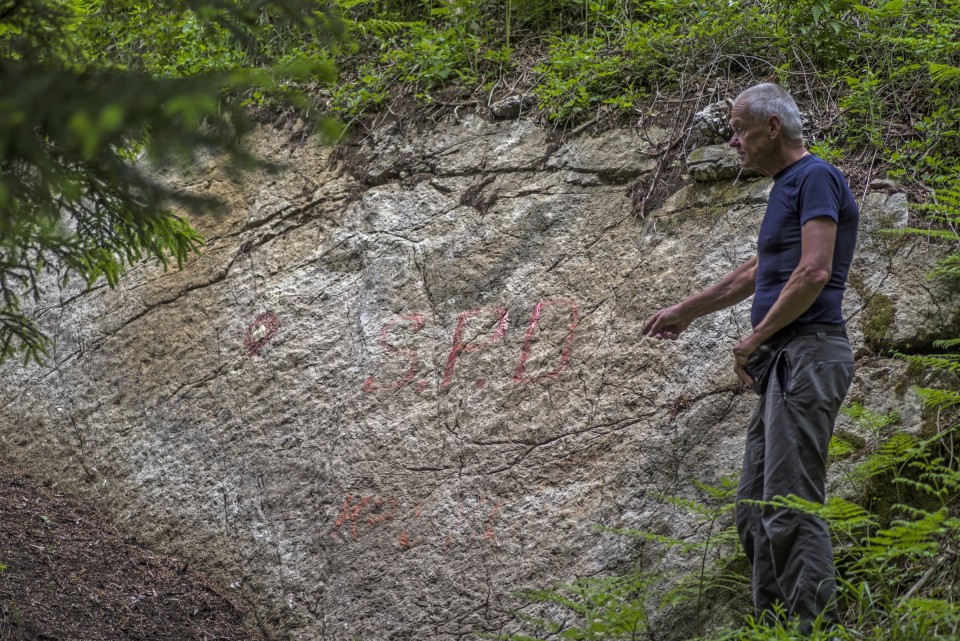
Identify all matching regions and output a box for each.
[691,99,734,145]
[0,116,956,641]
[687,144,761,182]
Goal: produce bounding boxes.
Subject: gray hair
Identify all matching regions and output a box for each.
[734,83,804,142]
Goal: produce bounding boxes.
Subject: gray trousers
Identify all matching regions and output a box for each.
[735,332,854,629]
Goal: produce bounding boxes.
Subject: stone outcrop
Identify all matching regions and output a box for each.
[0,115,955,641]
[691,98,734,145]
[687,143,760,182]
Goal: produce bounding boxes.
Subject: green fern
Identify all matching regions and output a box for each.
[858,509,950,564]
[851,432,920,482]
[891,184,960,279]
[507,571,657,640]
[913,386,960,408]
[841,401,902,435]
[830,433,860,460]
[744,495,877,544]
[899,353,960,374]
[332,0,418,36]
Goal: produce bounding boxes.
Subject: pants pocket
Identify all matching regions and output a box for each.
[775,351,792,395]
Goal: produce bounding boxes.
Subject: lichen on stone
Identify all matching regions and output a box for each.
[861,292,895,351]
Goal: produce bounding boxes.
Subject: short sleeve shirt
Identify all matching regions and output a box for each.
[751,154,859,328]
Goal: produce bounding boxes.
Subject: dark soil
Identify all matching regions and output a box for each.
[0,460,262,641]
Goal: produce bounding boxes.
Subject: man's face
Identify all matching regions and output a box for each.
[728,102,772,173]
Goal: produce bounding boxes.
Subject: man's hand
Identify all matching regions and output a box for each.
[642,305,692,340]
[732,338,761,387]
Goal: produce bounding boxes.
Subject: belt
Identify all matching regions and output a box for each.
[767,322,847,347]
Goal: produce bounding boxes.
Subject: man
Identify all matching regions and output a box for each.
[642,83,858,632]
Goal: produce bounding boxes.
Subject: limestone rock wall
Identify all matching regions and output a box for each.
[0,117,955,640]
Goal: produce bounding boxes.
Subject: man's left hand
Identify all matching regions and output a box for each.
[732,339,760,387]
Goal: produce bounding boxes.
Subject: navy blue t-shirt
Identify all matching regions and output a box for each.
[751,154,859,328]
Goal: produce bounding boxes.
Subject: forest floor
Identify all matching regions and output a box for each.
[0,460,261,641]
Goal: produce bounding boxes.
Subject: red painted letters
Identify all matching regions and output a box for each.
[364,299,580,390]
[512,299,580,384]
[363,314,426,392]
[442,306,509,387]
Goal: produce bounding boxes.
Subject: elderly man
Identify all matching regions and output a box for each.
[643,83,858,631]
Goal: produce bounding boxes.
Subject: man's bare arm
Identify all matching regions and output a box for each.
[642,256,758,340]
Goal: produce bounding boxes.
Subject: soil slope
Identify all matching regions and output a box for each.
[0,460,260,641]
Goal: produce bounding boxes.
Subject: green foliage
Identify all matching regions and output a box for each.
[886,181,960,418]
[0,0,342,364]
[850,432,918,483]
[887,185,960,278]
[777,0,857,65]
[842,402,902,435]
[509,571,657,640]
[533,35,632,122]
[390,23,482,92]
[504,475,749,640]
[829,432,860,460]
[858,508,951,563]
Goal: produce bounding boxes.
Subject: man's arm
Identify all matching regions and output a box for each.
[732,217,837,384]
[642,256,758,340]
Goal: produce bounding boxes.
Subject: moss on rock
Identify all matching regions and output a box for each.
[862,292,895,351]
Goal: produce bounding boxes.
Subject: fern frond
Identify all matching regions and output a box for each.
[918,187,960,211]
[929,62,960,86]
[841,402,901,433]
[930,259,960,279]
[893,456,960,505]
[913,386,960,408]
[598,525,686,549]
[860,509,949,563]
[691,475,740,502]
[743,495,877,534]
[894,597,960,625]
[851,432,920,481]
[659,569,749,608]
[899,353,960,371]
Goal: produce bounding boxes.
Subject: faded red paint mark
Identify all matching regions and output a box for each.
[513,299,580,384]
[244,311,281,357]
[484,500,503,544]
[364,299,581,391]
[363,314,426,392]
[331,495,372,541]
[367,496,398,526]
[442,306,509,387]
[332,495,504,549]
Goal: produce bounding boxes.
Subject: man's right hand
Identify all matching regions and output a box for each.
[642,305,692,340]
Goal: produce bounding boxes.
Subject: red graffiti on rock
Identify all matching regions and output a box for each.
[513,299,579,384]
[442,306,509,387]
[363,314,426,392]
[331,494,504,549]
[364,299,580,390]
[244,311,281,357]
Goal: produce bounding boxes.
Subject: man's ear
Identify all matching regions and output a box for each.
[768,114,782,139]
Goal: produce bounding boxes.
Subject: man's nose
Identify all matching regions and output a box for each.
[729,134,740,147]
